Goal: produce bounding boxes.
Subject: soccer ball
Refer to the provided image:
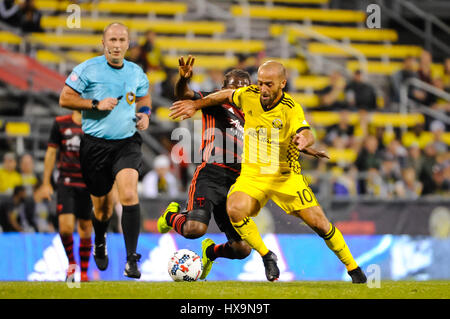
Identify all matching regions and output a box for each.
[168,249,203,282]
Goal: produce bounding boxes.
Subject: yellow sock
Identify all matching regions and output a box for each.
[231,217,269,257]
[322,223,358,271]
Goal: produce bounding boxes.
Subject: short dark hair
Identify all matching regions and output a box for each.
[223,69,251,87]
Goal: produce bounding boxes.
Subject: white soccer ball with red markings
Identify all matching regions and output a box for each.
[168,249,203,282]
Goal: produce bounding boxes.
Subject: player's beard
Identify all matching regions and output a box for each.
[260,91,277,108]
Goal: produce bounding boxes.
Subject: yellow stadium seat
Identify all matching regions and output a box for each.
[250,0,329,4]
[293,75,329,90]
[309,43,423,58]
[30,33,102,48]
[0,31,22,45]
[271,25,398,42]
[263,57,308,74]
[35,0,187,15]
[231,5,365,23]
[401,131,434,149]
[66,51,101,64]
[36,50,63,64]
[41,17,225,35]
[442,133,450,146]
[327,148,357,164]
[95,1,187,15]
[309,112,424,127]
[154,37,265,54]
[5,122,31,136]
[162,55,238,70]
[288,93,320,108]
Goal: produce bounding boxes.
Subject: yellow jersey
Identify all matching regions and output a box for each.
[231,85,310,176]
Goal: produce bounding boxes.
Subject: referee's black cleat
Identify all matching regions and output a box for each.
[348,267,367,284]
[262,250,280,282]
[93,235,109,271]
[124,253,142,279]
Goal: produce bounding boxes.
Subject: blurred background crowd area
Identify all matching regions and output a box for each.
[0,0,449,232]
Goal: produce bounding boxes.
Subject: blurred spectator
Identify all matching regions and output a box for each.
[429,120,448,154]
[395,167,423,199]
[19,153,39,197]
[379,152,402,198]
[365,168,383,197]
[317,70,347,111]
[385,139,408,167]
[405,143,423,177]
[20,0,43,33]
[345,70,377,111]
[420,143,438,195]
[0,185,26,232]
[443,58,450,92]
[126,40,144,69]
[430,162,450,195]
[198,68,224,92]
[390,56,426,105]
[139,30,163,72]
[0,0,21,28]
[159,68,179,102]
[141,155,179,198]
[355,135,383,194]
[324,110,355,148]
[30,182,55,233]
[333,166,359,197]
[0,152,22,195]
[225,54,249,75]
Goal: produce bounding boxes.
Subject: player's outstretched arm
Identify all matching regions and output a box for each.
[301,147,330,160]
[169,89,234,120]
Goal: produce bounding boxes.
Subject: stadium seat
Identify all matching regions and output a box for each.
[270,25,399,42]
[309,112,424,127]
[162,55,238,70]
[293,75,329,90]
[249,0,329,4]
[288,93,320,108]
[231,5,365,23]
[29,33,102,49]
[0,31,22,45]
[154,37,265,54]
[5,122,31,136]
[35,50,63,64]
[40,17,226,36]
[35,0,187,16]
[308,43,423,58]
[347,61,445,77]
[327,148,357,164]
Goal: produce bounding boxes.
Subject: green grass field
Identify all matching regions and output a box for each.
[0,281,449,299]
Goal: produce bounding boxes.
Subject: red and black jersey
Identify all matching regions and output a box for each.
[48,114,86,188]
[195,91,245,173]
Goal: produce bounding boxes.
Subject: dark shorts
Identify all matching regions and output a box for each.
[186,163,242,242]
[80,132,143,197]
[56,184,93,220]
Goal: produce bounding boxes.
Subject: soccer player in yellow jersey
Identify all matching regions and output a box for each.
[170,61,367,283]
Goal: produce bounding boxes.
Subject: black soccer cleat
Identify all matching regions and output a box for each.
[93,235,109,271]
[124,253,142,279]
[348,266,367,284]
[262,250,280,282]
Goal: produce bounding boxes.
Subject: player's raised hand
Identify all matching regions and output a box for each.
[169,100,197,120]
[98,97,119,111]
[301,147,330,160]
[178,55,195,79]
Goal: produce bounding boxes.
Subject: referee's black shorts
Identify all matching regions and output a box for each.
[80,132,143,197]
[186,163,242,243]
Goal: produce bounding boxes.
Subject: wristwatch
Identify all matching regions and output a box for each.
[91,99,99,110]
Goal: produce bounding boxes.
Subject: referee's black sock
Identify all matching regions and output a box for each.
[121,204,141,258]
[92,216,110,245]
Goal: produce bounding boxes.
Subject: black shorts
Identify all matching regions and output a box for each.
[80,132,143,197]
[56,184,93,220]
[186,163,242,242]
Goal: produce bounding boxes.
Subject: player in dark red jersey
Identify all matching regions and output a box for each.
[157,56,329,279]
[40,111,93,282]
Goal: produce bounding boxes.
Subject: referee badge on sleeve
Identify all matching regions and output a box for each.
[126,91,136,105]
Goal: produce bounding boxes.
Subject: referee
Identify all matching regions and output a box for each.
[59,22,151,278]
